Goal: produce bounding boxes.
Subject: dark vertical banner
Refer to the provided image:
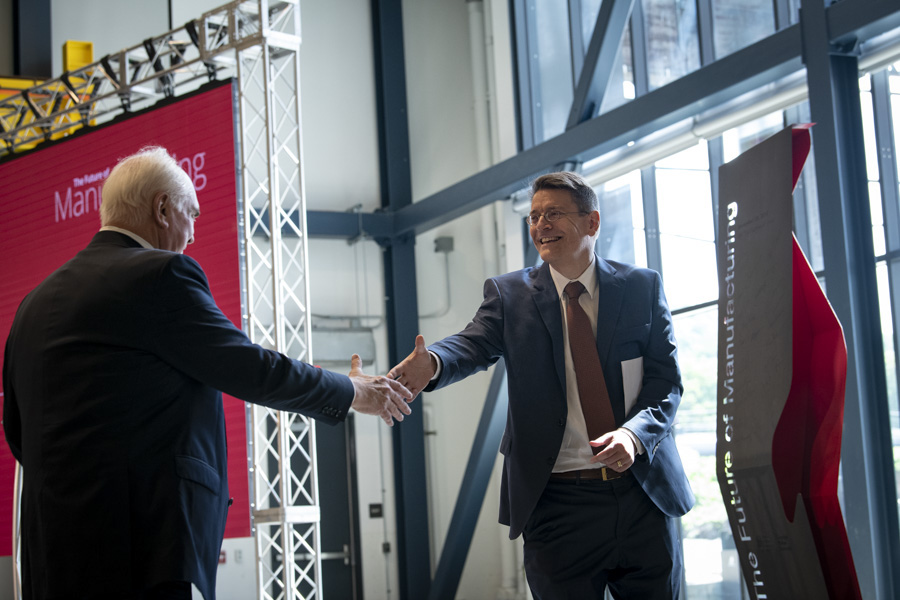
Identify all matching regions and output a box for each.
[0,81,251,549]
[716,125,861,598]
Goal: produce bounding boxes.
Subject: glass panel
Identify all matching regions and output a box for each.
[860,86,880,181]
[876,263,900,522]
[791,102,824,273]
[596,171,646,265]
[656,145,717,310]
[660,234,718,309]
[643,0,701,90]
[722,112,784,163]
[656,169,714,241]
[711,0,775,60]
[579,0,636,114]
[893,89,900,176]
[674,306,741,599]
[788,0,801,25]
[535,0,574,141]
[872,182,886,257]
[656,141,709,170]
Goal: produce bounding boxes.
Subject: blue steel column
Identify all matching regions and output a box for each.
[12,0,51,77]
[800,1,900,598]
[370,1,431,598]
[426,361,509,600]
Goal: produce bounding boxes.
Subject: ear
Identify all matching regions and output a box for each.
[588,210,600,236]
[153,193,170,229]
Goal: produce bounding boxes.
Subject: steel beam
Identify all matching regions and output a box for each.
[511,0,543,149]
[427,361,509,600]
[566,0,636,129]
[370,1,431,598]
[828,0,900,48]
[306,210,393,243]
[394,25,803,237]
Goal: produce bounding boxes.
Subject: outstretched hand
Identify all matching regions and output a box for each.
[387,335,436,397]
[349,354,414,426]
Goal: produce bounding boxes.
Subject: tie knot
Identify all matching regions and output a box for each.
[564,281,585,300]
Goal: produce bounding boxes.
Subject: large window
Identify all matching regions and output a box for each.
[643,0,701,90]
[656,142,717,311]
[513,1,900,597]
[711,0,775,59]
[861,63,900,515]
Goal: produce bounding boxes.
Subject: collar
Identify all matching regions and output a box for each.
[549,255,598,300]
[99,226,153,249]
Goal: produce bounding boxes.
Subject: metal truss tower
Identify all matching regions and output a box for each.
[0,2,321,598]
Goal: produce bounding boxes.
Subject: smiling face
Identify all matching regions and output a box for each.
[529,188,599,279]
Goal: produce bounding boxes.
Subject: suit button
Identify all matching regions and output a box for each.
[558,418,565,427]
[547,457,555,466]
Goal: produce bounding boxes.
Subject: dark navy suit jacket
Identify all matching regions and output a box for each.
[427,257,695,539]
[2,231,354,600]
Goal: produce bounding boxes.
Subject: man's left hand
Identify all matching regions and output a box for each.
[589,429,636,472]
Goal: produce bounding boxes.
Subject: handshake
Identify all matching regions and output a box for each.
[347,335,434,426]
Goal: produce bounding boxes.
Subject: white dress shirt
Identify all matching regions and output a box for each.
[549,259,643,473]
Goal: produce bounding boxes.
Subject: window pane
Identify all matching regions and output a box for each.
[893,90,900,177]
[656,141,709,170]
[712,0,775,59]
[656,169,714,241]
[876,263,900,523]
[643,0,701,90]
[582,0,636,113]
[722,112,784,163]
[535,0,574,140]
[872,182,886,257]
[673,306,741,598]
[861,87,880,181]
[660,234,718,309]
[596,171,645,265]
[655,146,716,310]
[790,102,824,273]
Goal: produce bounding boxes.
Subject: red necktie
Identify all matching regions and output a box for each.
[564,281,617,453]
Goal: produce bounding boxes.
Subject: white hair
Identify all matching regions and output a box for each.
[100,146,195,227]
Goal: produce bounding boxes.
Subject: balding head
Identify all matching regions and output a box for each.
[100,147,196,230]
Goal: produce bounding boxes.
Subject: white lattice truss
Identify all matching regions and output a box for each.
[1,2,321,599]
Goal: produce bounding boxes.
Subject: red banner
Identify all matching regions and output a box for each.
[0,82,251,548]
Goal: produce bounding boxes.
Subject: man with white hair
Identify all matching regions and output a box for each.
[2,146,412,600]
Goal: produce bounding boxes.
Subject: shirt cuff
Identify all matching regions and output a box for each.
[620,427,645,455]
[428,351,442,381]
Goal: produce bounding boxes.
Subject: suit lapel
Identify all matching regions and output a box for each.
[595,257,625,367]
[531,264,567,394]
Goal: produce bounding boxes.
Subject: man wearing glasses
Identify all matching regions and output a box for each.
[389,171,694,599]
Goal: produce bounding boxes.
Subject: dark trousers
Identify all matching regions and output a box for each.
[523,475,682,600]
[136,582,193,600]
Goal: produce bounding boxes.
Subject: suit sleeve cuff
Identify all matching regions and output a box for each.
[620,427,645,455]
[428,351,442,381]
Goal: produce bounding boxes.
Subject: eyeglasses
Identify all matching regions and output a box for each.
[525,210,588,227]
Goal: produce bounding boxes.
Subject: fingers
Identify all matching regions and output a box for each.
[384,377,415,400]
[589,432,613,447]
[590,432,633,471]
[349,353,362,375]
[414,334,426,353]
